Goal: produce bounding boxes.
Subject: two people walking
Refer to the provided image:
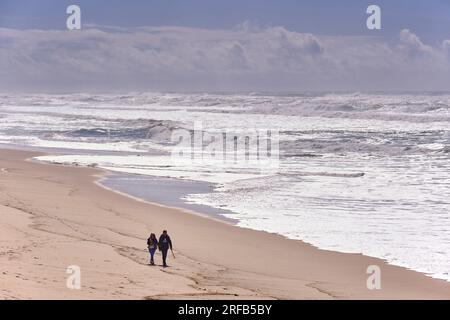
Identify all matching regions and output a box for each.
[147,230,173,267]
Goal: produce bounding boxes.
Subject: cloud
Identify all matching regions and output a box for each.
[443,39,450,56]
[398,29,434,58]
[0,26,449,92]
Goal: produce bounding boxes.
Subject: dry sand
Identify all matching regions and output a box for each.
[0,149,449,300]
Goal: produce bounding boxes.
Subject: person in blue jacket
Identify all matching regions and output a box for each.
[158,230,173,267]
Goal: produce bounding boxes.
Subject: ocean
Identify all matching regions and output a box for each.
[1,92,449,281]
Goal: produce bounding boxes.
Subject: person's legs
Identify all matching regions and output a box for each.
[150,249,156,265]
[162,249,168,266]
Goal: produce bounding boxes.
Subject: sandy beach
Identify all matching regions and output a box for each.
[0,148,449,300]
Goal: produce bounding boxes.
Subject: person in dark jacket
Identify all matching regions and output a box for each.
[158,230,173,267]
[147,233,158,265]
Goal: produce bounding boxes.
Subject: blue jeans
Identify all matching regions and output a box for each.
[148,248,156,264]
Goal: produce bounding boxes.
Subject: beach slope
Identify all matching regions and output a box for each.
[1,149,449,299]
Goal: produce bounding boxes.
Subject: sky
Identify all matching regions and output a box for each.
[1,0,450,92]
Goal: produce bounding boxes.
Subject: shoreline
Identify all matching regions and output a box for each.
[80,169,450,283]
[1,148,450,299]
[96,173,238,225]
[36,154,450,284]
[95,174,237,227]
